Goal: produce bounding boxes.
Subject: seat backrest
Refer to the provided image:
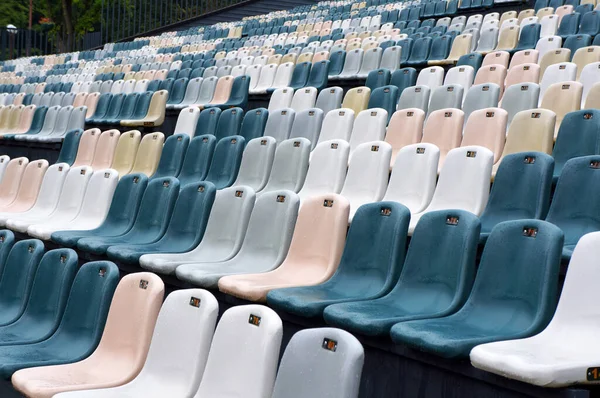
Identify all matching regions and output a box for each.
[131,132,165,177]
[501,108,556,157]
[178,135,217,186]
[289,108,324,149]
[299,139,349,200]
[111,130,141,176]
[349,108,388,153]
[483,50,510,68]
[421,109,465,157]
[416,66,444,90]
[509,49,540,69]
[385,108,426,164]
[341,86,370,114]
[72,129,101,167]
[194,305,282,398]
[262,138,311,193]
[539,61,578,100]
[290,87,318,112]
[194,107,221,137]
[234,136,277,192]
[214,107,244,141]
[383,143,440,213]
[496,25,519,50]
[341,141,392,204]
[10,159,49,208]
[152,134,190,179]
[26,163,70,214]
[540,81,583,134]
[37,105,60,135]
[367,85,399,120]
[476,27,499,52]
[76,168,119,220]
[501,82,540,127]
[572,45,600,80]
[462,83,501,125]
[553,109,600,177]
[55,129,83,165]
[505,63,540,89]
[317,108,355,143]
[268,88,294,112]
[174,107,201,138]
[205,136,246,189]
[315,86,343,115]
[240,108,268,141]
[264,108,296,143]
[428,84,464,115]
[461,108,508,163]
[474,64,507,97]
[427,146,493,216]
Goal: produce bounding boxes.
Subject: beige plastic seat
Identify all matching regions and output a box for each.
[421,108,464,172]
[508,49,539,69]
[536,7,554,19]
[540,81,583,138]
[475,64,508,98]
[539,48,571,79]
[267,55,282,65]
[0,157,30,207]
[385,108,426,168]
[12,273,165,398]
[129,132,165,177]
[504,63,540,89]
[297,52,313,63]
[492,108,555,176]
[555,5,573,24]
[121,90,168,127]
[461,108,507,164]
[72,129,102,167]
[585,81,600,108]
[218,194,350,302]
[91,130,121,171]
[518,9,535,23]
[199,76,233,110]
[429,34,473,66]
[499,11,518,27]
[482,51,510,68]
[11,105,36,135]
[110,130,142,177]
[495,26,519,51]
[0,159,48,213]
[281,53,297,64]
[572,46,600,79]
[313,51,330,63]
[0,105,23,134]
[341,87,370,115]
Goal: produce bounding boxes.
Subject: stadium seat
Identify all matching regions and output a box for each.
[51,174,149,247]
[12,272,164,396]
[341,87,371,114]
[397,85,431,113]
[290,87,318,112]
[218,194,349,302]
[482,50,510,68]
[270,328,364,398]
[545,155,600,260]
[175,191,300,288]
[474,64,507,97]
[77,177,179,255]
[365,68,391,91]
[460,108,507,164]
[504,63,540,88]
[500,82,540,127]
[178,135,217,186]
[540,81,583,137]
[443,65,474,103]
[407,146,493,233]
[268,200,409,317]
[348,109,388,154]
[385,109,426,166]
[428,84,465,115]
[323,209,480,336]
[579,62,600,106]
[260,138,310,194]
[462,83,501,125]
[390,67,417,95]
[71,129,101,167]
[264,108,295,142]
[268,88,294,112]
[390,219,563,358]
[129,132,164,177]
[0,159,47,214]
[0,157,29,207]
[106,181,216,264]
[214,107,243,141]
[233,136,276,192]
[190,305,282,398]
[151,134,189,179]
[109,130,141,176]
[538,61,577,103]
[121,90,168,127]
[315,87,344,115]
[421,108,465,171]
[173,107,201,138]
[416,65,445,90]
[298,139,349,200]
[139,185,256,275]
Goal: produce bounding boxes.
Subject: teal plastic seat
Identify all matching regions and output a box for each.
[563,34,591,59]
[268,202,410,318]
[166,78,188,106]
[215,75,250,109]
[368,85,399,122]
[195,108,221,137]
[124,91,152,123]
[426,35,452,63]
[178,135,217,186]
[0,261,119,379]
[0,248,77,346]
[86,93,112,123]
[324,210,480,336]
[102,92,139,125]
[3,106,47,140]
[390,67,417,95]
[365,68,392,91]
[513,23,541,53]
[51,174,149,247]
[240,108,268,141]
[305,60,329,91]
[215,107,244,141]
[55,130,84,165]
[106,181,216,263]
[0,239,44,327]
[77,177,180,255]
[288,62,312,90]
[0,230,15,275]
[205,136,246,189]
[397,38,414,64]
[545,156,600,260]
[480,152,554,242]
[390,219,563,358]
[558,13,581,39]
[552,109,600,182]
[151,134,190,179]
[328,50,346,78]
[456,52,483,74]
[579,10,600,36]
[95,93,126,124]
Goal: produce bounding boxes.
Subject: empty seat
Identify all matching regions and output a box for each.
[462,83,501,125]
[110,130,141,177]
[474,64,508,97]
[461,108,507,164]
[397,85,431,113]
[264,108,295,143]
[348,109,388,154]
[540,81,583,137]
[428,84,465,115]
[268,88,294,112]
[151,134,190,179]
[483,51,510,68]
[139,185,256,275]
[129,132,165,177]
[0,159,48,214]
[323,210,480,336]
[385,109,426,166]
[12,272,164,396]
[504,63,541,88]
[408,146,493,233]
[341,87,370,115]
[421,108,465,170]
[316,109,355,144]
[290,87,318,112]
[539,61,577,103]
[416,66,445,90]
[268,200,410,317]
[72,129,101,167]
[218,194,349,302]
[214,107,243,141]
[260,138,310,194]
[444,65,474,103]
[0,157,29,207]
[233,137,277,192]
[479,152,554,241]
[501,82,540,127]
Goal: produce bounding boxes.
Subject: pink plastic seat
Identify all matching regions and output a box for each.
[90,130,121,171]
[0,157,29,207]
[72,129,101,167]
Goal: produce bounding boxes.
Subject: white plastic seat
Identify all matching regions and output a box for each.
[535,36,562,61]
[382,143,440,214]
[264,108,296,143]
[355,47,382,79]
[175,191,300,288]
[579,61,600,107]
[139,186,256,275]
[335,49,364,80]
[397,86,431,113]
[270,62,295,91]
[315,87,343,115]
[443,66,474,103]
[246,65,262,91]
[540,15,559,37]
[173,107,201,138]
[408,146,493,234]
[168,77,203,110]
[0,155,10,183]
[538,62,577,105]
[290,87,318,112]
[316,108,355,144]
[339,140,391,222]
[348,108,388,156]
[268,88,294,112]
[193,77,219,107]
[298,140,349,201]
[380,46,401,72]
[260,138,310,194]
[27,168,118,240]
[428,85,465,116]
[233,137,277,192]
[251,64,277,94]
[191,305,282,398]
[416,66,445,92]
[8,165,91,233]
[476,27,499,52]
[471,231,600,387]
[26,106,72,142]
